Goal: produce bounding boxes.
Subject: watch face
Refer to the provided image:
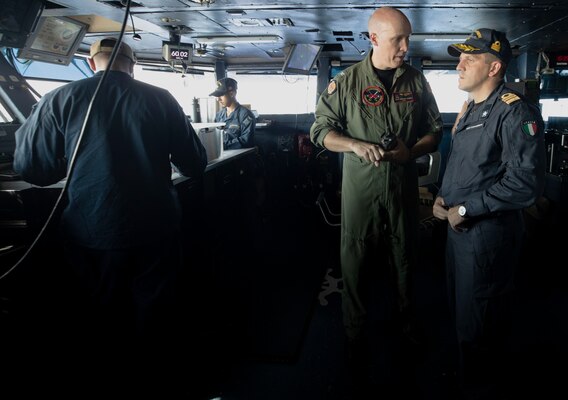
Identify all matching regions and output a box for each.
[458,206,466,217]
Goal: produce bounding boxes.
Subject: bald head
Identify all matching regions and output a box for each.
[368,7,411,34]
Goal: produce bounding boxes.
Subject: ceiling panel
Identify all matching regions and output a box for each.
[41,0,568,66]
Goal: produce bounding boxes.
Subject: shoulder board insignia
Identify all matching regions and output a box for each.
[500,92,521,105]
[327,80,337,95]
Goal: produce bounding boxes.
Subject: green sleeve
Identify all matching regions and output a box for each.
[310,79,346,148]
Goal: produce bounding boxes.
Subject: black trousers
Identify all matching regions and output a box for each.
[445,212,523,400]
[63,238,184,397]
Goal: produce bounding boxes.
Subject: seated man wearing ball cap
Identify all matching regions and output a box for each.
[210,77,256,149]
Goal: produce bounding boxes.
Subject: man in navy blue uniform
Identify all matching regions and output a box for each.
[13,37,207,396]
[210,77,256,149]
[433,29,546,399]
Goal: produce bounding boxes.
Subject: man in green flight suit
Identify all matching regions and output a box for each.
[310,6,443,393]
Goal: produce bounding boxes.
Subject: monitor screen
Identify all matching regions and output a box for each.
[282,43,322,75]
[0,0,44,48]
[17,16,88,66]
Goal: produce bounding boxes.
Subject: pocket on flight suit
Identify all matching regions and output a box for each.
[341,153,382,239]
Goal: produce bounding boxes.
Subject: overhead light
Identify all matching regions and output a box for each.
[411,33,469,42]
[189,0,215,5]
[195,35,282,44]
[226,10,246,16]
[160,17,180,23]
[228,18,269,27]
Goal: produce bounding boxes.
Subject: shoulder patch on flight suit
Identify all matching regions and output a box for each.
[500,92,521,105]
[362,86,385,106]
[521,120,539,137]
[327,80,337,95]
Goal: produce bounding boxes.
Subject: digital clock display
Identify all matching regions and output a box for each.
[169,48,191,61]
[162,42,193,63]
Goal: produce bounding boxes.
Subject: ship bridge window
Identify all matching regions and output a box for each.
[25,79,68,100]
[226,72,318,115]
[0,102,12,123]
[423,70,468,113]
[2,48,92,83]
[3,49,218,120]
[540,98,568,125]
[133,65,216,117]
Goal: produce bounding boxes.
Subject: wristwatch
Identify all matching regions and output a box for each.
[458,205,467,218]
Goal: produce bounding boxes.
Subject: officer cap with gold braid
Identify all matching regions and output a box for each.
[448,28,512,64]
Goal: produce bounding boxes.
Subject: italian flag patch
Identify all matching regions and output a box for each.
[521,120,538,136]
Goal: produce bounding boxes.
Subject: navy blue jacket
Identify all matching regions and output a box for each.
[14,71,207,249]
[439,83,546,217]
[215,104,256,149]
